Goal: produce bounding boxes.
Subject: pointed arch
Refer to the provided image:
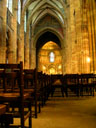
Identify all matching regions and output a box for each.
[33,27,64,48]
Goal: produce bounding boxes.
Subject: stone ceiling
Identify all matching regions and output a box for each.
[22,0,68,50]
[23,0,67,27]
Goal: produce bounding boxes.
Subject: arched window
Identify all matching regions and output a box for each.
[49,52,55,62]
[24,12,27,32]
[6,0,8,7]
[6,0,13,13]
[17,0,21,24]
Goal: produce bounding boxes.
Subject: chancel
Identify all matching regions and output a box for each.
[0,0,96,128]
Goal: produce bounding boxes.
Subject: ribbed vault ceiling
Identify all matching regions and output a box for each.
[23,0,67,27]
[22,0,67,49]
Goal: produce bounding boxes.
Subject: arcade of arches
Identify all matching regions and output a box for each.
[0,0,96,74]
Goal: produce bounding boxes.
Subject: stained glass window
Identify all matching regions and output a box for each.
[49,52,55,62]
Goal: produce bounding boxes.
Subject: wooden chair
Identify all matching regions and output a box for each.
[78,74,95,96]
[23,69,39,118]
[37,71,46,107]
[61,74,79,97]
[0,62,32,128]
[44,74,52,100]
[0,103,13,128]
[51,75,64,97]
[0,104,7,127]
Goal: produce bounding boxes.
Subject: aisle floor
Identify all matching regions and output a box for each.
[32,94,96,128]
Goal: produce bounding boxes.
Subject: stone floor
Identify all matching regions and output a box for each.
[32,92,96,128]
[14,90,96,128]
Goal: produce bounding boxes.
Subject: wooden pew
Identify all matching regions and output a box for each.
[0,62,32,128]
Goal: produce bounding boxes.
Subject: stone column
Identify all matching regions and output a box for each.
[86,0,94,73]
[81,0,91,73]
[11,0,18,63]
[17,38,21,63]
[30,47,36,69]
[69,0,85,74]
[0,0,7,63]
[30,33,36,69]
[24,28,30,69]
[88,0,96,73]
[7,30,14,63]
[18,19,24,64]
[62,3,73,74]
[61,48,66,74]
[30,31,36,69]
[92,0,96,73]
[69,0,78,74]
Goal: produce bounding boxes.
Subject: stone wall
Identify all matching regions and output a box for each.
[34,14,63,37]
[64,0,94,74]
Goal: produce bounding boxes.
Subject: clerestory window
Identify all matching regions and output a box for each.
[24,12,27,32]
[17,0,21,24]
[6,0,13,13]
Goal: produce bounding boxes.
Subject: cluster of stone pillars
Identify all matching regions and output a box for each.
[0,0,96,74]
[63,0,96,74]
[0,0,36,69]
